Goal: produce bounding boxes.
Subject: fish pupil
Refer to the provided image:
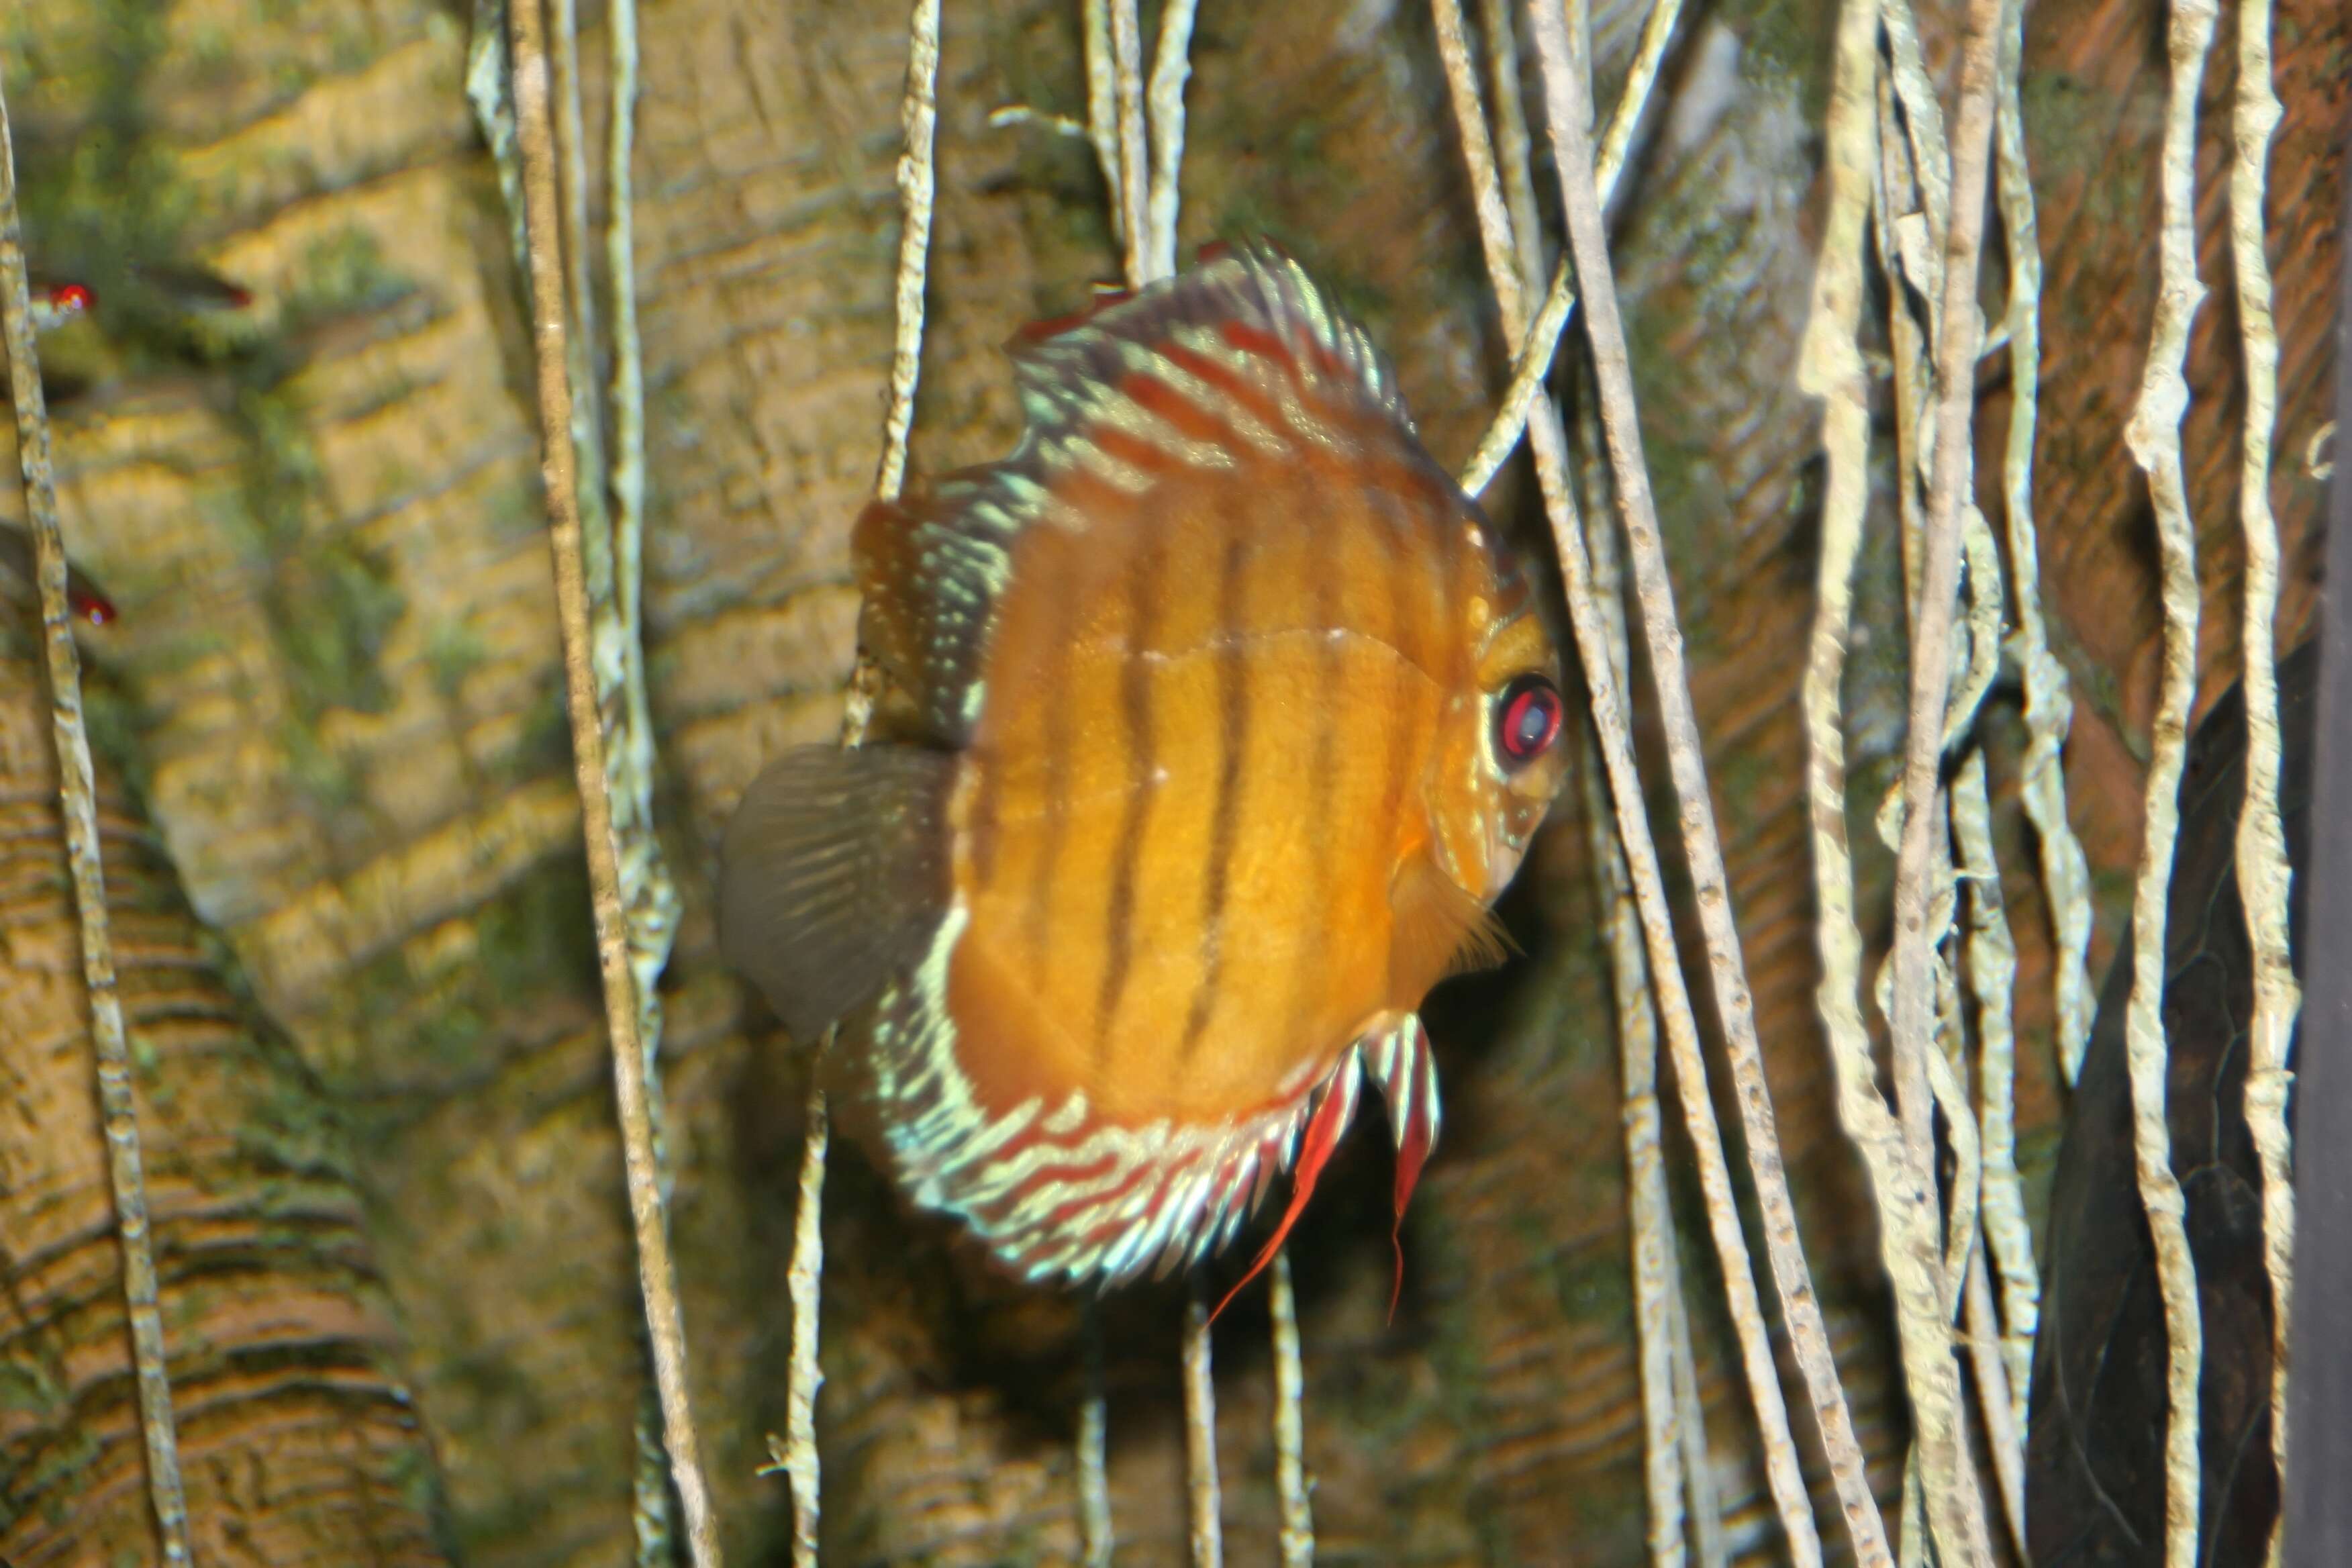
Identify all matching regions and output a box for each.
[1496,676,1563,764]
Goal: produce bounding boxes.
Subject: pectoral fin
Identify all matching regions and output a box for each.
[1390,850,1514,983]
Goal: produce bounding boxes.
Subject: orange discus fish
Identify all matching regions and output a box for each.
[721,244,1569,1301]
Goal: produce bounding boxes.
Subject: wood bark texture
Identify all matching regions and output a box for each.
[0,631,451,1563]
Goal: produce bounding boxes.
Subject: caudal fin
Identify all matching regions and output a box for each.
[718,743,954,1041]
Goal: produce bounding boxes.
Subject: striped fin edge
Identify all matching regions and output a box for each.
[1008,238,1417,464]
[850,241,1422,746]
[863,999,1428,1301]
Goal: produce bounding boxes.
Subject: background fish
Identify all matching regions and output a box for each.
[722,244,1569,1301]
[0,520,117,626]
[28,278,93,334]
[30,261,254,322]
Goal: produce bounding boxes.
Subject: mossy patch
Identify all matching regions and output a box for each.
[281,224,413,334]
[5,0,197,362]
[2019,70,2104,181]
[276,714,369,840]
[0,1354,66,1418]
[1724,0,1834,122]
[424,618,491,703]
[74,667,158,805]
[499,676,576,787]
[16,0,416,763]
[338,849,602,1101]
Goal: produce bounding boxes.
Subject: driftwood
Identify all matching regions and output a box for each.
[2028,644,2316,1567]
[0,640,448,1563]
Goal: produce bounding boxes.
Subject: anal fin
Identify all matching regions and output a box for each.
[1365,1016,1440,1321]
[1212,1047,1366,1322]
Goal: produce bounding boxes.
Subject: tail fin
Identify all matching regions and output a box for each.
[718,743,955,1040]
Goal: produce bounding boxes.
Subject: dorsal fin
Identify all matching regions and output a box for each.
[851,485,1026,744]
[1008,279,1136,346]
[1004,239,1417,458]
[850,241,1422,746]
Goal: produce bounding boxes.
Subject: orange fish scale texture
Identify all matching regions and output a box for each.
[946,452,1482,1128]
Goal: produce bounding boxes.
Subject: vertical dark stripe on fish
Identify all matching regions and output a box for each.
[1025,549,1075,977]
[1283,466,1344,1050]
[1095,532,1163,1049]
[1179,528,1252,1061]
[969,744,1001,889]
[1375,490,1421,998]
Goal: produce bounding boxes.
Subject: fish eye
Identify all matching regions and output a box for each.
[1493,673,1563,767]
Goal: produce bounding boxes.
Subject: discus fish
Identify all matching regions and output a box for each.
[721,243,1569,1304]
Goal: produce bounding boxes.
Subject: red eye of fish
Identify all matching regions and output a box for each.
[70,586,116,626]
[1495,675,1562,765]
[50,283,95,315]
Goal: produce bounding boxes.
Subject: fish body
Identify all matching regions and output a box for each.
[32,263,252,318]
[130,260,254,313]
[24,262,252,340]
[722,244,1567,1293]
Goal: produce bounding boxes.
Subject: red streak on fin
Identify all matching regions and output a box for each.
[1212,1061,1359,1323]
[1215,317,1353,400]
[1011,281,1136,346]
[1153,338,1291,436]
[1010,309,1092,346]
[132,262,253,311]
[1362,1017,1440,1324]
[1388,1091,1434,1323]
[1217,319,1296,374]
[1117,368,1239,446]
[1087,420,1181,477]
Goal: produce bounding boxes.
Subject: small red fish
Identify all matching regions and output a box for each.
[0,521,117,626]
[29,261,253,329]
[722,244,1567,1304]
[29,280,94,334]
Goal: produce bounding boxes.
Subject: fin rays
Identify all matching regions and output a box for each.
[717,744,954,1040]
[850,242,1430,748]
